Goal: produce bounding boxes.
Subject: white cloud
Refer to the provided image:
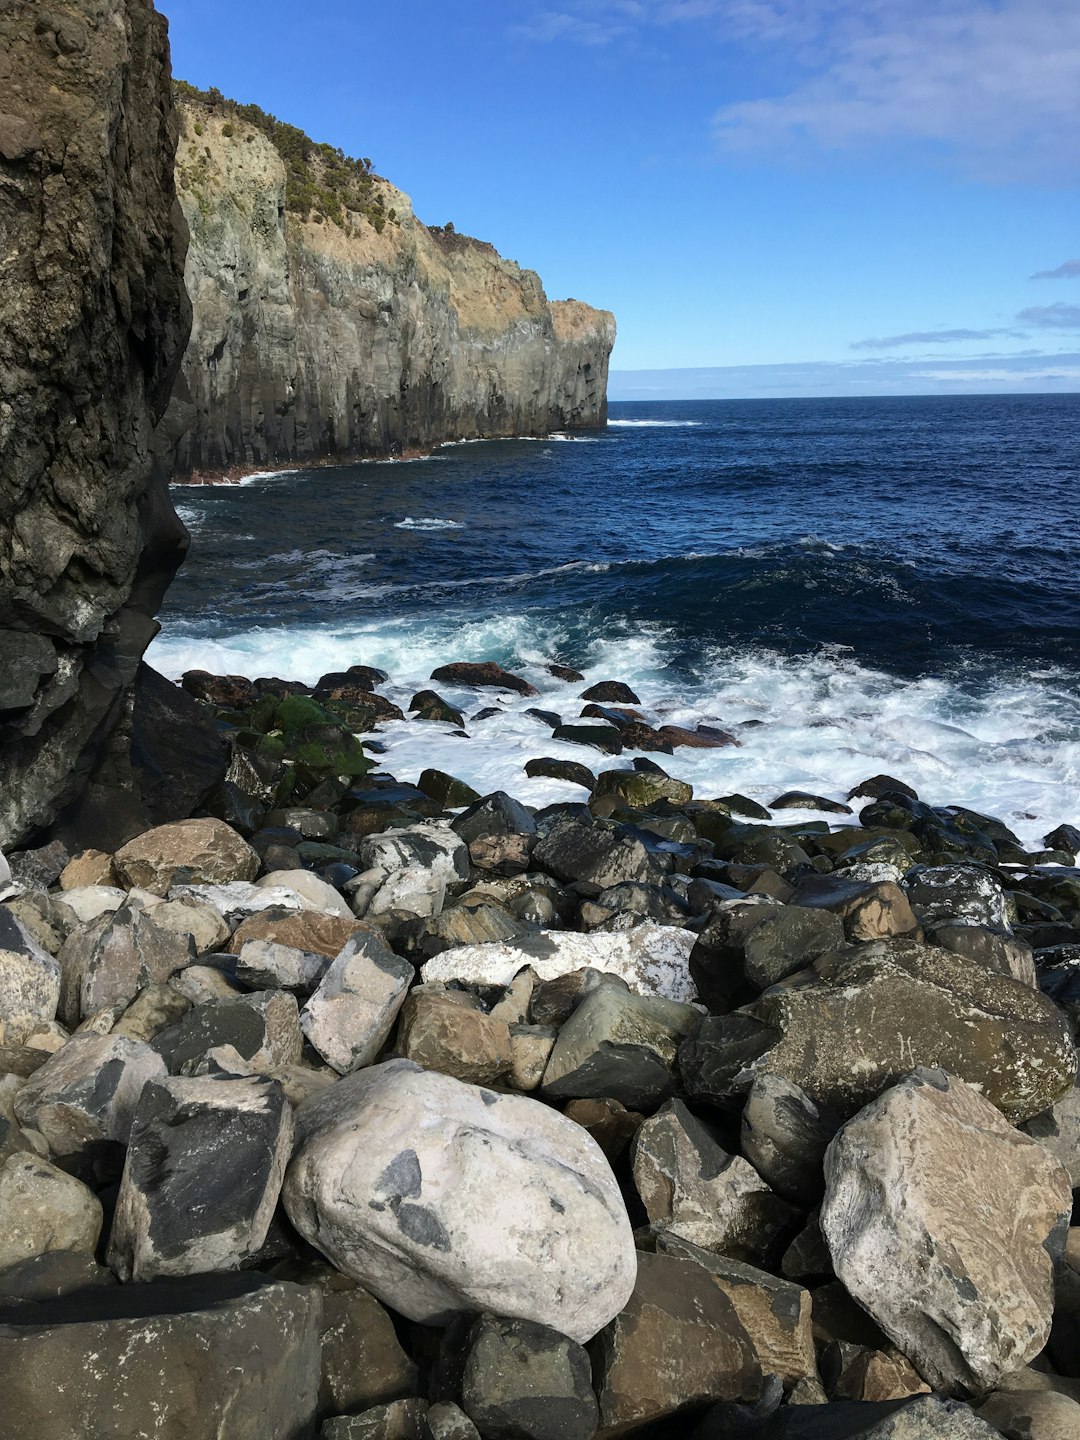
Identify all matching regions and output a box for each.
[913,366,1080,383]
[1031,260,1080,280]
[1016,303,1080,328]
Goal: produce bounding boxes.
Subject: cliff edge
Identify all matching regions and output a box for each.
[170,91,615,474]
[0,0,193,847]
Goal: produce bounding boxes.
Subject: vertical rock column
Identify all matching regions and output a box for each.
[0,0,192,848]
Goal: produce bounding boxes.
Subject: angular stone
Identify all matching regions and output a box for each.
[323,1399,428,1440]
[108,1075,293,1281]
[114,818,259,896]
[687,941,1077,1123]
[424,1403,480,1440]
[978,1389,1080,1440]
[421,924,697,1003]
[533,817,665,895]
[169,964,244,1005]
[111,982,192,1044]
[55,885,127,925]
[358,824,469,918]
[901,865,1010,931]
[589,1250,760,1433]
[822,1069,1073,1396]
[283,1060,636,1343]
[930,922,1036,987]
[0,1273,323,1440]
[541,985,699,1110]
[452,792,537,845]
[308,1273,420,1418]
[793,876,920,942]
[14,1032,166,1158]
[0,1153,102,1271]
[592,769,692,810]
[509,1024,557,1092]
[1021,1064,1080,1190]
[823,1344,930,1403]
[654,1235,817,1390]
[431,662,539,697]
[255,869,354,919]
[153,991,303,1074]
[69,904,194,1022]
[0,910,60,1044]
[397,987,513,1085]
[143,893,232,955]
[460,1313,598,1440]
[564,1097,644,1164]
[741,1074,841,1205]
[632,1099,796,1262]
[301,928,412,1074]
[228,909,367,959]
[237,939,330,994]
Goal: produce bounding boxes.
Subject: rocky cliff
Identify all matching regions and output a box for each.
[170,93,615,474]
[0,0,194,848]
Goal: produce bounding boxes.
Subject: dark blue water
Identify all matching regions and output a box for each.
[153,395,1080,841]
[160,394,1080,681]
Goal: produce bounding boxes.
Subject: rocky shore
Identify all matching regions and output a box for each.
[1,657,1079,1439]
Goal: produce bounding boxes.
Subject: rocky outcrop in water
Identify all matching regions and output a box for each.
[169,92,615,475]
[0,0,192,849]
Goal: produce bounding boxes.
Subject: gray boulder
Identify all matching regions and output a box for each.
[460,1314,598,1440]
[0,1153,102,1271]
[301,928,412,1074]
[0,910,60,1044]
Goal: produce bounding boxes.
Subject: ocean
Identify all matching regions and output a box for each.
[150,394,1080,850]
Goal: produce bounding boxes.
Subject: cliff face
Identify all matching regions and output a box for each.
[171,102,615,474]
[0,0,193,847]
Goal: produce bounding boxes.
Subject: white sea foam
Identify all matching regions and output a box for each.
[607,419,703,428]
[148,615,1080,850]
[394,517,467,531]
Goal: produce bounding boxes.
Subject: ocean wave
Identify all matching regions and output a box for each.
[394,517,467,531]
[607,419,703,428]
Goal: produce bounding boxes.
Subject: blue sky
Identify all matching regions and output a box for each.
[164,0,1078,395]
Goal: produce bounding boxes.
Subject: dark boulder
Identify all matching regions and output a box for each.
[430,662,539,697]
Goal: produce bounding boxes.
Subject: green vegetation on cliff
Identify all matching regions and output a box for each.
[174,80,396,232]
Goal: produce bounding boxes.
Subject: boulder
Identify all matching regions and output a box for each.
[550,725,624,756]
[541,985,699,1110]
[110,983,192,1044]
[397,988,513,1085]
[978,1389,1080,1440]
[228,909,367,959]
[301,929,412,1074]
[152,991,303,1074]
[283,1060,636,1343]
[741,1074,841,1205]
[322,1399,428,1440]
[589,1250,761,1432]
[420,924,697,1003]
[654,1235,817,1391]
[564,1098,644,1164]
[0,1154,102,1271]
[13,1032,166,1159]
[0,1273,322,1440]
[770,792,852,815]
[114,819,259,896]
[524,759,596,790]
[148,893,232,954]
[430,662,539,698]
[580,681,640,704]
[55,885,127,925]
[59,851,117,891]
[532,817,666,895]
[792,876,920,943]
[1021,1065,1080,1190]
[452,792,537,846]
[821,1069,1073,1396]
[0,910,60,1044]
[459,1314,598,1440]
[424,1404,480,1440]
[307,1272,419,1418]
[930,924,1036,987]
[901,865,1010,931]
[254,870,354,919]
[632,1100,795,1262]
[592,769,692,811]
[108,1075,293,1281]
[71,904,194,1020]
[682,941,1077,1123]
[237,939,330,994]
[357,824,470,918]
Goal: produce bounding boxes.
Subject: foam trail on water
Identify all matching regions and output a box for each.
[607,419,702,428]
[149,615,1080,850]
[393,517,467,531]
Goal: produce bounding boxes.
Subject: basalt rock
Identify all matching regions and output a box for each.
[171,92,614,475]
[0,0,191,850]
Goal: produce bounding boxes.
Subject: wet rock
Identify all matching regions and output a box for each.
[658,724,739,749]
[741,1074,841,1205]
[551,724,623,756]
[655,1235,817,1391]
[420,923,697,1002]
[153,991,303,1075]
[770,792,853,815]
[14,1032,166,1159]
[591,768,692,810]
[0,1154,102,1270]
[579,681,639,704]
[685,940,1076,1123]
[930,923,1036,986]
[792,876,920,942]
[301,928,412,1074]
[418,771,482,809]
[633,1099,796,1262]
[691,902,845,1005]
[430,662,539,698]
[1043,824,1080,856]
[822,1069,1073,1396]
[453,791,537,843]
[398,905,531,963]
[525,758,597,790]
[847,775,919,803]
[113,818,259,896]
[0,910,60,1044]
[542,985,699,1109]
[182,671,260,708]
[108,1074,293,1281]
[0,1272,323,1440]
[589,1250,760,1432]
[459,1314,597,1440]
[283,1059,636,1342]
[901,864,1011,932]
[533,816,668,895]
[410,690,467,727]
[397,987,513,1085]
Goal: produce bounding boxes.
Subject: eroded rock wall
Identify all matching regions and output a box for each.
[171,106,615,474]
[0,0,192,847]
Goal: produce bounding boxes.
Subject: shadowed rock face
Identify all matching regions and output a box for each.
[0,0,192,848]
[170,99,615,474]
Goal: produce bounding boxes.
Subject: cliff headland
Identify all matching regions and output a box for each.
[168,85,616,477]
